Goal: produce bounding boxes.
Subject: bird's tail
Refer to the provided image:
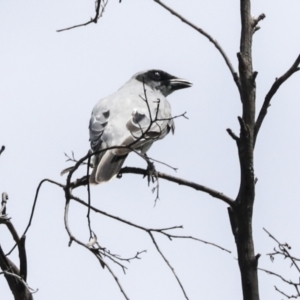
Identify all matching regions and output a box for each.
[89,150,128,184]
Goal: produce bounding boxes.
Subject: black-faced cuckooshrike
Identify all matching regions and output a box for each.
[89,70,192,184]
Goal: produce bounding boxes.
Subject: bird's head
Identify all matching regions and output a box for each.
[135,69,192,96]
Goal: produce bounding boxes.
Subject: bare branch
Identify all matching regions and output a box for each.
[226,128,239,141]
[263,228,300,273]
[165,235,231,253]
[259,267,300,298]
[86,151,93,240]
[1,207,29,283]
[6,179,65,256]
[69,162,234,206]
[262,228,300,298]
[120,167,235,206]
[102,263,130,300]
[275,286,299,299]
[252,13,266,29]
[149,232,189,300]
[254,54,300,145]
[103,249,147,264]
[153,0,240,90]
[57,0,108,32]
[70,194,231,253]
[259,268,299,286]
[0,198,34,300]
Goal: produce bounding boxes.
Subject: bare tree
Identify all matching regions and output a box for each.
[55,1,300,299]
[2,1,300,300]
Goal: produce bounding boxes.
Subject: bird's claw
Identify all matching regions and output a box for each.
[143,160,157,186]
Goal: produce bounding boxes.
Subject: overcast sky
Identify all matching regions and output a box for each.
[1,1,300,299]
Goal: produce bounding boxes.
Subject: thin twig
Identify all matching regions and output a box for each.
[149,232,189,300]
[258,268,299,286]
[275,286,299,299]
[86,151,93,239]
[262,228,300,298]
[263,228,300,273]
[6,179,64,256]
[165,235,231,253]
[64,191,106,267]
[57,0,108,32]
[259,268,300,298]
[104,263,130,300]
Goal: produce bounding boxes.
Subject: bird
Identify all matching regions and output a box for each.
[89,69,192,184]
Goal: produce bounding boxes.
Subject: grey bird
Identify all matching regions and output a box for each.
[89,69,192,184]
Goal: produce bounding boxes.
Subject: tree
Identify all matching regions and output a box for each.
[1,1,300,299]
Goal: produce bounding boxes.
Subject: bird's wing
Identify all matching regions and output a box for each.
[89,89,174,183]
[89,101,124,184]
[89,104,110,152]
[114,105,173,155]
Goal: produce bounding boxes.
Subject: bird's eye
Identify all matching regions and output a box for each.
[154,71,161,79]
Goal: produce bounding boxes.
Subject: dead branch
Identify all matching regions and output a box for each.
[254,54,300,145]
[275,286,299,299]
[120,167,234,206]
[149,232,189,300]
[259,268,300,298]
[0,194,34,300]
[68,193,231,254]
[57,0,108,32]
[153,0,240,90]
[251,13,266,30]
[69,165,234,206]
[259,268,300,287]
[226,128,240,141]
[262,228,300,298]
[263,228,300,273]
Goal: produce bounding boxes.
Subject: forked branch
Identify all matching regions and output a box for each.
[0,194,34,300]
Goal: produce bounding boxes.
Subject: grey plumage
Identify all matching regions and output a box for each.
[89,69,192,184]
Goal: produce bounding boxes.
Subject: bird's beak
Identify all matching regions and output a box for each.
[167,78,193,91]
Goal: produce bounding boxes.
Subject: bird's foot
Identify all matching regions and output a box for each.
[143,155,158,186]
